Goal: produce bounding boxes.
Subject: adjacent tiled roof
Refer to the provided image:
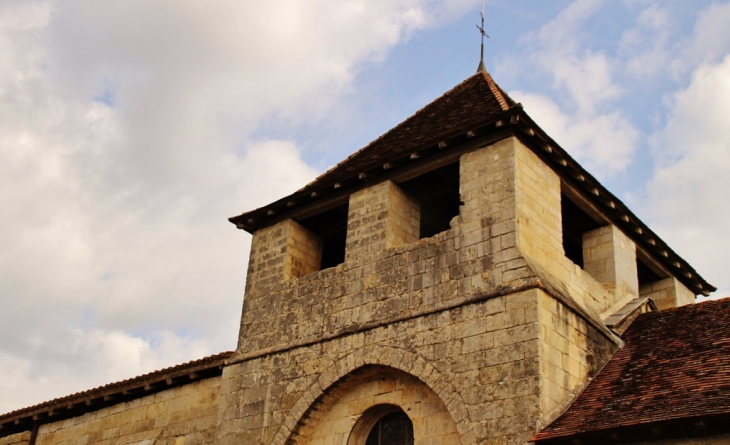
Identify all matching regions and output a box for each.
[533,298,730,442]
[0,351,233,437]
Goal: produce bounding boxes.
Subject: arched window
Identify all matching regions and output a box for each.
[347,404,415,445]
[364,411,413,445]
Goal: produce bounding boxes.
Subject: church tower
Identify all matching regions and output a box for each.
[219,70,712,445]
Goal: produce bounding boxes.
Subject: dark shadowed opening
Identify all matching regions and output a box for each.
[297,202,349,270]
[365,411,414,445]
[399,162,461,239]
[637,257,666,287]
[561,193,603,268]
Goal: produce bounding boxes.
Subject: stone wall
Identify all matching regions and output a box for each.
[216,288,616,445]
[640,277,695,310]
[583,225,638,299]
[294,366,460,445]
[0,432,29,445]
[224,136,637,445]
[31,378,221,445]
[236,137,626,361]
[537,291,616,426]
[509,139,632,320]
[345,180,420,262]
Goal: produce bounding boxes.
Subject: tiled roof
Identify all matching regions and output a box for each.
[298,70,515,189]
[229,71,517,228]
[533,298,730,442]
[227,70,713,296]
[0,351,233,437]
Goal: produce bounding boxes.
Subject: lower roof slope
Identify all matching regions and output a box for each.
[0,351,233,437]
[533,297,730,443]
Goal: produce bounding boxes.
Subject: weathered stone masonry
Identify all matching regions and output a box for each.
[1,67,720,445]
[1,71,714,445]
[217,136,625,445]
[0,378,222,445]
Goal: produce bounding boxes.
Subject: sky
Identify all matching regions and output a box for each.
[1,0,729,413]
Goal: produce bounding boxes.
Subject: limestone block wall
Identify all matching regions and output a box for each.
[237,137,621,361]
[284,221,323,281]
[295,366,460,445]
[244,219,322,297]
[345,180,420,262]
[218,292,545,445]
[537,292,617,426]
[236,138,546,360]
[226,136,631,445]
[511,135,563,272]
[640,277,695,310]
[508,138,632,319]
[583,225,639,301]
[0,432,29,445]
[216,288,616,445]
[30,378,221,445]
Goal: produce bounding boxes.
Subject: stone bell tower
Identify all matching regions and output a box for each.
[216,70,712,445]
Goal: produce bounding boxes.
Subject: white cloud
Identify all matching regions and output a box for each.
[501,0,728,300]
[526,0,621,115]
[620,3,671,78]
[512,91,638,174]
[0,0,472,412]
[643,55,730,299]
[502,0,638,178]
[673,1,730,76]
[0,328,209,413]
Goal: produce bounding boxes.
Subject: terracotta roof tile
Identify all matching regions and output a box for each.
[300,70,515,190]
[533,298,730,442]
[226,71,713,296]
[229,70,517,225]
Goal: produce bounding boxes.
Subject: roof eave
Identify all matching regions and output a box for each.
[228,107,523,233]
[510,109,714,296]
[531,412,730,444]
[228,104,714,296]
[0,351,233,438]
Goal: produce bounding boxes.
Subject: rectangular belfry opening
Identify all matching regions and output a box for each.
[297,202,349,271]
[560,192,604,268]
[637,257,666,287]
[399,162,461,239]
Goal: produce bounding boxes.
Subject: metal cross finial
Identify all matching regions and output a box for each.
[476,0,489,73]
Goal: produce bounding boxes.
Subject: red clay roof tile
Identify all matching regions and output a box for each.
[533,298,730,442]
[229,70,517,225]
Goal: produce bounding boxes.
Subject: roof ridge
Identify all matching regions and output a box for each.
[480,70,511,111]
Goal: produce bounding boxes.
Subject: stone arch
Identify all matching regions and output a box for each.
[271,344,474,445]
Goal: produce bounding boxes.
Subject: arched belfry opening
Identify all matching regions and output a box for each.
[286,365,461,445]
